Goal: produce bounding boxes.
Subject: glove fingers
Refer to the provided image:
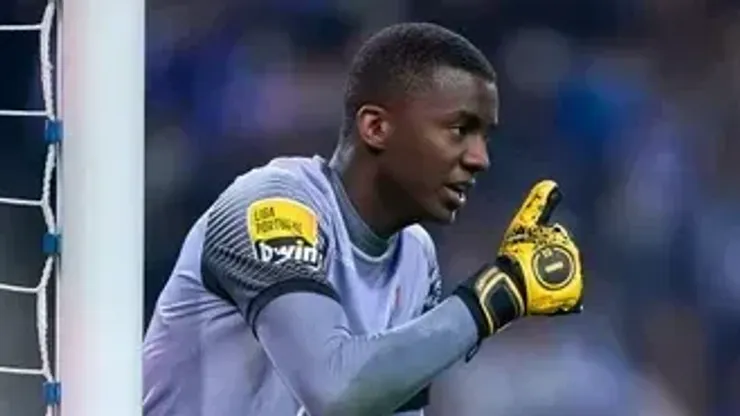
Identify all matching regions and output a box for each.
[548,298,583,316]
[537,185,562,226]
[550,222,571,239]
[505,180,562,237]
[548,307,582,316]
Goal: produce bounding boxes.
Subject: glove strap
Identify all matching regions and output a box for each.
[454,263,525,341]
[453,282,490,340]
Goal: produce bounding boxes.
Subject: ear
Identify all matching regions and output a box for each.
[355,104,393,151]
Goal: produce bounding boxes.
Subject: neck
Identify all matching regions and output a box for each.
[329,146,410,238]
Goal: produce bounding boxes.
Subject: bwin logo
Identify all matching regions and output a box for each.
[255,239,323,269]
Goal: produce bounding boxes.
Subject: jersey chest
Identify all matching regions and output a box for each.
[325,234,429,335]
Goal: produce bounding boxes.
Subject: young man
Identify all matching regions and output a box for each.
[143,22,584,416]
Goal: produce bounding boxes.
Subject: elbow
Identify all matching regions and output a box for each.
[299,384,373,416]
[299,388,351,416]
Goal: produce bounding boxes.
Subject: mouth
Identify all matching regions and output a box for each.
[443,180,474,208]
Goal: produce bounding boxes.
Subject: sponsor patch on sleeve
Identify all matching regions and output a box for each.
[246,197,326,270]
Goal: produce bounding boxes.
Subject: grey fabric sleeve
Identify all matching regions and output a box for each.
[255,291,479,416]
[201,169,338,326]
[400,226,444,412]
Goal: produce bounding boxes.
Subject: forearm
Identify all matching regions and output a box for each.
[256,292,478,416]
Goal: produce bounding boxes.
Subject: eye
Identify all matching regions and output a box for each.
[450,124,470,139]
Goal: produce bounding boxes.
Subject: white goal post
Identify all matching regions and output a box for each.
[58,0,145,415]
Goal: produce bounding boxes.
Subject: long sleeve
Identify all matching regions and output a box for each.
[255,291,478,416]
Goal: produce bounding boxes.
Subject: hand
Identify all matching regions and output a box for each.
[454,180,584,338]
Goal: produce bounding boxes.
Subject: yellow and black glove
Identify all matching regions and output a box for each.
[454,179,584,343]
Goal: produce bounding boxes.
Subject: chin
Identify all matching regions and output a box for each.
[423,202,459,225]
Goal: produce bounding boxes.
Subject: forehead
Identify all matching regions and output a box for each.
[403,66,499,125]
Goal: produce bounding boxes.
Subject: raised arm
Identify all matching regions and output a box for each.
[256,290,477,415]
[202,173,584,415]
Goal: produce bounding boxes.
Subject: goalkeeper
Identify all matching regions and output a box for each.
[143,22,584,416]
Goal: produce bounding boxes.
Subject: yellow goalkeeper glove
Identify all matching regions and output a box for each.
[454,179,584,341]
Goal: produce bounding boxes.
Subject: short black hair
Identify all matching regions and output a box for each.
[340,22,496,139]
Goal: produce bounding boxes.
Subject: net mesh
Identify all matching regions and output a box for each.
[0,1,59,415]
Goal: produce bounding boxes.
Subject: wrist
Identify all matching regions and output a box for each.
[454,262,525,339]
[452,283,491,340]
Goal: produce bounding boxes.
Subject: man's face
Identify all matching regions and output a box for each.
[381,66,498,224]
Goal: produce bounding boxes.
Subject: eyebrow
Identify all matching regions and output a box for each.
[450,109,497,128]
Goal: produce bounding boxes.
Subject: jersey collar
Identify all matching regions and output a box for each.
[320,156,397,258]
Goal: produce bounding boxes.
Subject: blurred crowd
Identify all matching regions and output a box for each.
[2,0,740,414]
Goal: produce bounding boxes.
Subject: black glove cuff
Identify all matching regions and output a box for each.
[453,284,488,363]
[453,284,490,341]
[455,262,526,343]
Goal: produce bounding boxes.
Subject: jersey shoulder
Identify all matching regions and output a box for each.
[201,155,341,326]
[224,156,338,234]
[232,156,333,202]
[401,224,438,269]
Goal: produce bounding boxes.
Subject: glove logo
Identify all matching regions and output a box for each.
[532,245,574,289]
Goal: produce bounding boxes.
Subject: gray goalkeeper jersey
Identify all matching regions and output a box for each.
[143,155,447,415]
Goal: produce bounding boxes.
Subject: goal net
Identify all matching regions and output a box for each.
[0,2,60,415]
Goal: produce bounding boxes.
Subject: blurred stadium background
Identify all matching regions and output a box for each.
[2,0,740,414]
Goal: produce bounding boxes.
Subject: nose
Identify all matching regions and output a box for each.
[461,135,490,173]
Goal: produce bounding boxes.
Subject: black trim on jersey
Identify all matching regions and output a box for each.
[395,386,430,412]
[201,264,237,307]
[247,278,341,328]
